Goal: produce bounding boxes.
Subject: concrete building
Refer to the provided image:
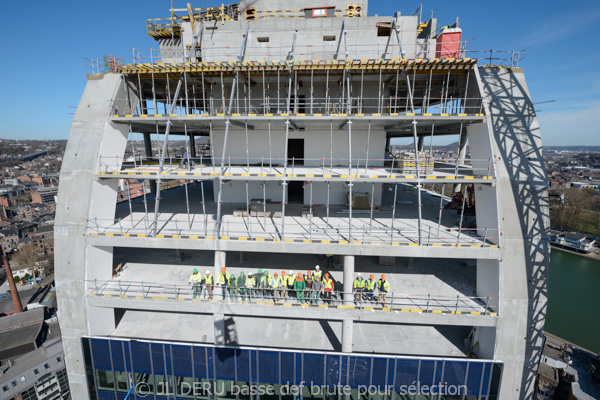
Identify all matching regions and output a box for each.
[56,1,549,399]
[31,188,58,205]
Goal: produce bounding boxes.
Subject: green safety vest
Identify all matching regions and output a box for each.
[270,277,281,287]
[189,273,202,283]
[378,280,390,292]
[365,279,375,291]
[353,279,365,289]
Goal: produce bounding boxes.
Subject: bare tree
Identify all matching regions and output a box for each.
[13,242,41,286]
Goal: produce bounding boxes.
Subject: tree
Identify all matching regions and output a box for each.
[13,243,41,286]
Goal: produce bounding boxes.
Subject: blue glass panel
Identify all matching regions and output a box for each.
[340,356,348,387]
[325,355,341,386]
[258,350,279,383]
[295,353,302,384]
[130,342,152,374]
[91,339,112,369]
[215,348,236,380]
[465,362,484,395]
[347,356,371,388]
[193,347,207,378]
[395,359,419,389]
[371,358,388,388]
[236,349,251,382]
[172,345,193,377]
[481,362,492,396]
[434,360,443,386]
[123,342,132,371]
[250,350,258,382]
[97,390,116,400]
[207,347,214,379]
[442,361,467,391]
[387,359,395,387]
[303,353,324,386]
[280,352,293,384]
[165,345,172,375]
[151,344,165,374]
[419,360,436,387]
[110,341,125,371]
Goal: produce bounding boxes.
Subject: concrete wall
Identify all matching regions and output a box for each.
[476,67,549,400]
[55,74,131,400]
[177,13,434,62]
[210,125,386,167]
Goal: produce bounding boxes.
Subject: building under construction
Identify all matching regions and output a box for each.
[55,1,549,399]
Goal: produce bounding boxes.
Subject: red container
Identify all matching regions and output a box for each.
[435,28,462,59]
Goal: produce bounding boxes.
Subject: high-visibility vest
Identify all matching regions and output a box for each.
[270,277,281,287]
[205,274,213,285]
[246,277,256,287]
[313,270,323,281]
[189,273,202,283]
[353,279,365,289]
[365,279,375,291]
[260,275,267,287]
[378,280,390,292]
[287,275,295,286]
[219,273,227,285]
[323,278,333,291]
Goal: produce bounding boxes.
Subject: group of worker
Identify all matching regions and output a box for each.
[188,265,392,306]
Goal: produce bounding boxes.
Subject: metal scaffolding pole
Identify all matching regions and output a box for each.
[364,121,371,174]
[209,122,216,171]
[391,183,398,244]
[330,120,334,172]
[268,120,272,170]
[151,31,200,235]
[347,120,353,243]
[201,179,207,236]
[326,182,330,225]
[369,182,375,234]
[392,19,422,245]
[280,120,290,239]
[437,183,446,237]
[245,121,250,172]
[126,180,133,229]
[262,181,267,229]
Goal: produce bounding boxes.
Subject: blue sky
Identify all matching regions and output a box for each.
[0,0,598,146]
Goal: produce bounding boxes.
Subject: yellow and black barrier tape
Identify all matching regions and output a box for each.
[88,292,497,316]
[88,231,499,248]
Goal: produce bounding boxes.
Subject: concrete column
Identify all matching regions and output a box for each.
[214,313,225,345]
[417,135,424,152]
[214,251,226,300]
[343,255,354,305]
[342,319,353,353]
[143,133,157,194]
[143,133,153,157]
[457,130,468,166]
[190,135,197,157]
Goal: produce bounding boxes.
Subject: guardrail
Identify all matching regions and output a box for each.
[86,278,498,316]
[86,215,499,248]
[97,155,496,180]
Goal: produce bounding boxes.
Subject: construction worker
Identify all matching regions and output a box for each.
[305,271,313,303]
[325,254,334,268]
[353,273,365,304]
[294,273,306,303]
[256,268,265,297]
[219,267,228,299]
[259,270,269,298]
[204,270,214,300]
[237,272,247,302]
[323,273,334,304]
[246,273,256,301]
[286,270,295,298]
[188,268,202,299]
[228,273,237,300]
[313,265,323,282]
[377,274,390,306]
[365,274,376,302]
[269,272,282,301]
[311,275,323,305]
